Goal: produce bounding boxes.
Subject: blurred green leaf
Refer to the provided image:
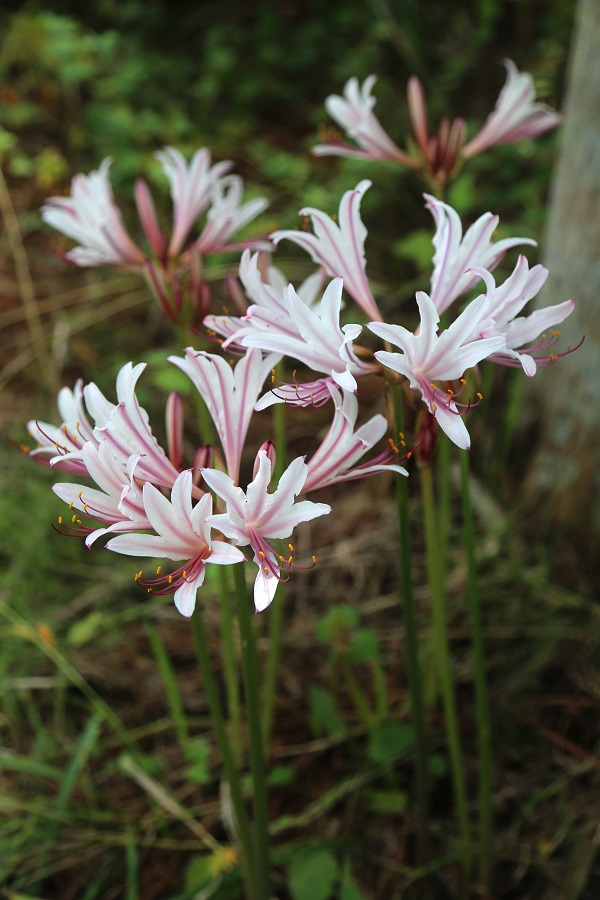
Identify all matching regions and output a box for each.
[288,848,337,900]
[367,722,414,764]
[308,685,347,739]
[347,629,379,665]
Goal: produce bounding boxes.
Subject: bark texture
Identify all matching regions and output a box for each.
[525,0,600,543]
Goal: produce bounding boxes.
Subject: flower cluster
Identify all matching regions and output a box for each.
[42,148,270,322]
[314,61,561,186]
[28,63,576,619]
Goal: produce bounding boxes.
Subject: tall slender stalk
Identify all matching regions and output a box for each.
[218,566,243,764]
[233,563,271,898]
[391,386,429,863]
[437,432,452,578]
[263,396,287,745]
[419,463,472,872]
[459,450,493,888]
[191,605,256,899]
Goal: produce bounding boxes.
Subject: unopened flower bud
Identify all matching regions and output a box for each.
[253,440,276,480]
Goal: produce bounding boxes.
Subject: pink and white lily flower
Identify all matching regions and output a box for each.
[369,291,507,450]
[42,150,269,275]
[426,195,536,315]
[462,61,562,158]
[168,348,277,483]
[191,175,270,256]
[313,76,416,167]
[203,450,331,611]
[204,249,325,350]
[81,362,181,490]
[155,147,233,257]
[106,471,245,617]
[28,362,151,472]
[237,278,377,409]
[27,378,95,474]
[271,181,382,321]
[53,442,151,547]
[41,158,146,268]
[303,385,407,492]
[471,258,575,376]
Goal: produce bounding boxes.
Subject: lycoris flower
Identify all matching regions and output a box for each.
[203,450,331,612]
[168,348,277,483]
[106,471,245,617]
[52,442,151,547]
[26,378,95,474]
[41,158,146,268]
[27,362,182,490]
[426,195,536,315]
[369,291,506,450]
[155,147,232,257]
[312,76,417,167]
[204,249,324,351]
[237,278,377,407]
[42,148,269,322]
[470,258,576,376]
[271,181,382,321]
[302,386,408,492]
[313,62,561,187]
[462,61,562,158]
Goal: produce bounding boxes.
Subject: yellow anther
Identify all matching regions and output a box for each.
[147,588,152,594]
[312,555,316,564]
[71,514,77,523]
[432,403,438,411]
[58,516,63,525]
[279,555,284,562]
[69,501,74,510]
[288,543,294,552]
[460,378,466,385]
[259,550,266,559]
[287,555,293,564]
[83,503,88,512]
[430,383,438,390]
[182,570,187,579]
[263,566,269,575]
[476,392,483,400]
[76,519,82,526]
[168,575,173,584]
[156,565,161,575]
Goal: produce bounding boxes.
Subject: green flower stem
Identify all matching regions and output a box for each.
[437,431,452,578]
[234,563,271,899]
[263,396,287,746]
[146,622,189,746]
[391,386,429,863]
[191,605,256,899]
[218,566,243,765]
[420,462,472,872]
[459,449,493,888]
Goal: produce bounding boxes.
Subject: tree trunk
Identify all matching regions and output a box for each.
[525,0,600,557]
